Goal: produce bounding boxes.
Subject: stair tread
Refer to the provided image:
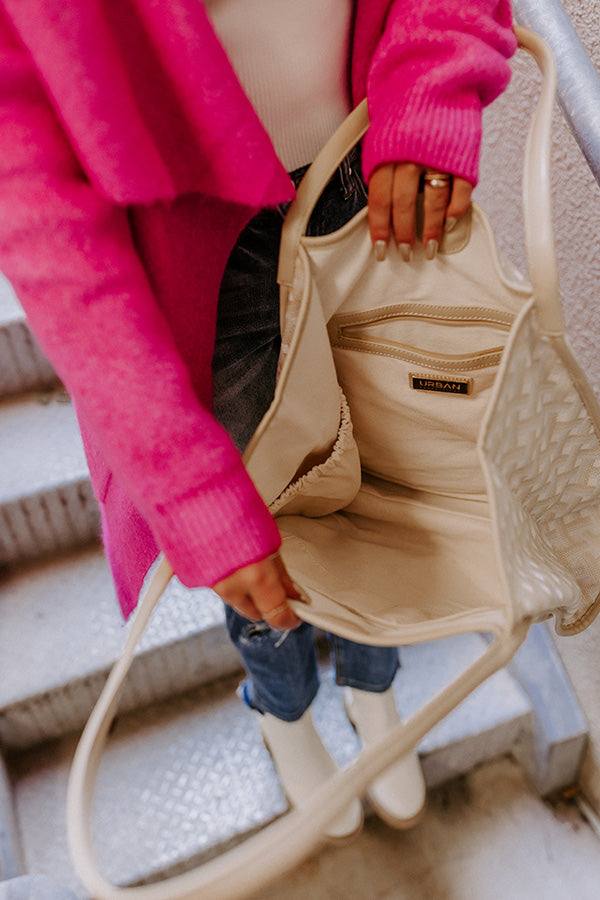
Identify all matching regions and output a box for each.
[9,633,532,898]
[0,392,88,502]
[0,273,21,323]
[0,546,225,710]
[0,276,57,397]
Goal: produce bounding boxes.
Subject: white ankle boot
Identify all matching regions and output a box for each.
[345,686,426,829]
[258,708,364,842]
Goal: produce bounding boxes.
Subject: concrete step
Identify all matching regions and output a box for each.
[0,546,241,749]
[0,876,79,900]
[0,391,99,566]
[7,632,536,899]
[0,275,56,397]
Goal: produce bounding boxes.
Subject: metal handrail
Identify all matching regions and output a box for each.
[513,0,600,185]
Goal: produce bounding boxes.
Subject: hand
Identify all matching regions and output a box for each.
[368,162,473,259]
[213,552,303,630]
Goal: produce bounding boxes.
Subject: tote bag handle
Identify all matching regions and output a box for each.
[278,25,563,336]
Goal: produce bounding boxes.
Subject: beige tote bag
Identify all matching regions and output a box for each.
[67,26,600,900]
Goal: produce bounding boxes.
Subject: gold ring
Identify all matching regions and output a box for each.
[263,602,289,621]
[423,171,452,189]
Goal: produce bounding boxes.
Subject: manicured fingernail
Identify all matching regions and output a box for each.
[374,240,387,261]
[444,217,458,233]
[399,243,412,262]
[425,239,439,260]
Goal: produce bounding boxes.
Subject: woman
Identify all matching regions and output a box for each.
[0,0,516,839]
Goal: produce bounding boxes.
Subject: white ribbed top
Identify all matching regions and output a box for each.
[203,0,352,171]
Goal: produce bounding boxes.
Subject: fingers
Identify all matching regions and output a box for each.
[368,163,394,248]
[368,164,473,260]
[213,554,303,630]
[422,171,452,255]
[369,162,420,260]
[388,163,421,246]
[447,176,473,221]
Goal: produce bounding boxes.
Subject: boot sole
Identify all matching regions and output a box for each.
[367,793,426,831]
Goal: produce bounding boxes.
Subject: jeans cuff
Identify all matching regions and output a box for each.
[334,673,398,692]
[237,677,319,722]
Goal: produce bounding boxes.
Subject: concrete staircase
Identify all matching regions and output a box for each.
[0,274,590,899]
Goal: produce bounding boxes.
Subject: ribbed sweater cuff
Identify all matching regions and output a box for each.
[362,90,483,187]
[151,467,282,588]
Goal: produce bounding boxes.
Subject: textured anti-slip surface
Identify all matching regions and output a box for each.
[0,392,99,565]
[0,392,86,500]
[0,547,238,748]
[0,273,55,395]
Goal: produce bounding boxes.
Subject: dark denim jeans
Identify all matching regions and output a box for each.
[213,149,399,721]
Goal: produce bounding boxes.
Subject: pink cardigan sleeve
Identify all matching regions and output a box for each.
[0,10,281,588]
[361,0,517,185]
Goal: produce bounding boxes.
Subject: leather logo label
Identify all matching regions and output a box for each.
[410,374,472,395]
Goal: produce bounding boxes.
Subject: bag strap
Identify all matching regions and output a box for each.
[518,25,563,335]
[276,99,369,292]
[278,25,563,337]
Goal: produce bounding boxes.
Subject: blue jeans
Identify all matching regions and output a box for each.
[213,149,399,721]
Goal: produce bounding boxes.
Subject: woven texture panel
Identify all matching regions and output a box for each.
[483,308,600,632]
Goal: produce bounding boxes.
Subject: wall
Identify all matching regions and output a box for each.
[476,1,600,810]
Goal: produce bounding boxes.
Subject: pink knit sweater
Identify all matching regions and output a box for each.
[0,0,516,616]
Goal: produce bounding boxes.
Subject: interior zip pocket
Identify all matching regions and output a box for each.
[328,303,515,373]
[327,303,516,494]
